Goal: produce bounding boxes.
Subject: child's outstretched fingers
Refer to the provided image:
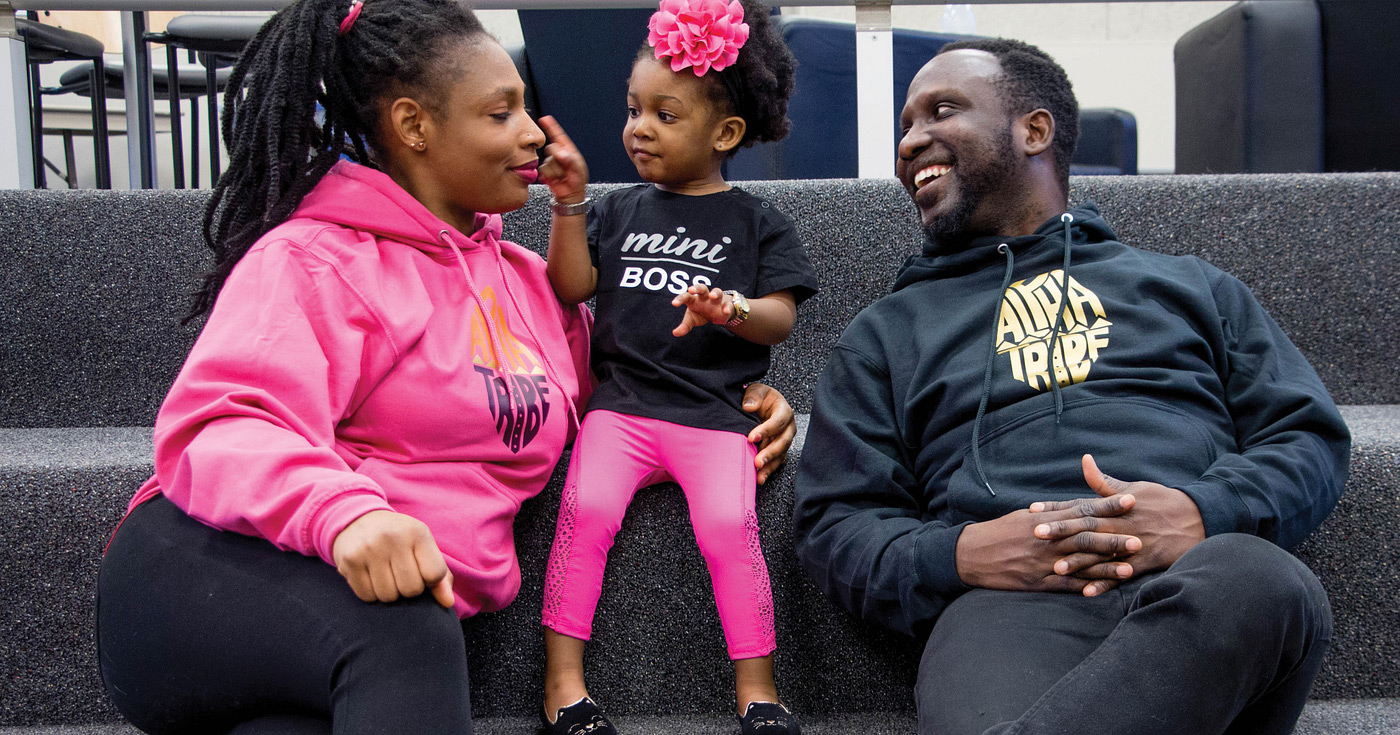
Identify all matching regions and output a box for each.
[672,286,732,337]
[671,289,697,309]
[694,287,732,321]
[673,306,706,337]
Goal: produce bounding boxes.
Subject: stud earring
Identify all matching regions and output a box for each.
[411,140,426,151]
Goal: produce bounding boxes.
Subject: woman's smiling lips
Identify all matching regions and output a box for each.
[512,160,539,184]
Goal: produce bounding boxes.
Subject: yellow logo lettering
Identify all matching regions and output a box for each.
[994,270,1111,391]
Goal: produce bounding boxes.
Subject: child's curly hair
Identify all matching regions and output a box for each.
[638,0,797,154]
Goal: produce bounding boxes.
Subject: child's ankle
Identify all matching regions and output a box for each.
[736,689,782,715]
[543,680,590,722]
[733,655,780,715]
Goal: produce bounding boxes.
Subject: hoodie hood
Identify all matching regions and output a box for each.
[292,160,504,257]
[893,203,1114,292]
[127,157,594,620]
[292,160,574,434]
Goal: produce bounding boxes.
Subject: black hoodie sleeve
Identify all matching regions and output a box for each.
[1179,270,1350,550]
[794,342,972,638]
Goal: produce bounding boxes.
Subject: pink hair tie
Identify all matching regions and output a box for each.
[646,0,749,76]
[338,0,364,35]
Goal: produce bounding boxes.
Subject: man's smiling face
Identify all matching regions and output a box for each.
[897,50,1024,243]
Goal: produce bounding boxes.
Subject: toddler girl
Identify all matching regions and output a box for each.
[538,1,814,732]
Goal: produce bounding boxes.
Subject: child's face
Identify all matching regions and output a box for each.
[624,56,737,190]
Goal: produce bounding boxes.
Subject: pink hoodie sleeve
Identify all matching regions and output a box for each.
[153,237,399,566]
[564,301,595,434]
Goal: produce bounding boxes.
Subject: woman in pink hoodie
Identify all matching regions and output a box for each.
[94,1,794,732]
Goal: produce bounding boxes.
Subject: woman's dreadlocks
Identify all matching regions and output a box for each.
[188,0,485,320]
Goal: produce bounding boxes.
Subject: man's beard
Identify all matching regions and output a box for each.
[920,123,1020,244]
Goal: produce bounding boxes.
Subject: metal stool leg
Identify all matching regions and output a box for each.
[27,52,46,189]
[189,90,200,187]
[205,60,219,184]
[89,59,111,189]
[166,43,184,188]
[61,130,77,187]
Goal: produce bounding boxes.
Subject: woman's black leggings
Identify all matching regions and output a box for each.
[97,494,473,735]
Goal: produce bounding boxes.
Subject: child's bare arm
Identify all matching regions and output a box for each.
[671,287,797,346]
[538,116,596,304]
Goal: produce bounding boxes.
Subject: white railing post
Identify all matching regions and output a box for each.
[0,5,35,189]
[120,9,156,187]
[854,0,893,179]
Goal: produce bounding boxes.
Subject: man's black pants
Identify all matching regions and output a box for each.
[917,534,1332,735]
[97,494,473,735]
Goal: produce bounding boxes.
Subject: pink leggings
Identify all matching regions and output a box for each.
[541,410,776,660]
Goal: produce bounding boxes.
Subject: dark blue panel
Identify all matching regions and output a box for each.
[518,9,655,183]
[730,17,967,180]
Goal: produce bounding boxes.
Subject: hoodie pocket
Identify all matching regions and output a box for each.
[943,396,1223,523]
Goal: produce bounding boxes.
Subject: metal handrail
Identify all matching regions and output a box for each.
[6,0,1215,10]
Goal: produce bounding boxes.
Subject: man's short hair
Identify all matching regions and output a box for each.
[937,38,1079,190]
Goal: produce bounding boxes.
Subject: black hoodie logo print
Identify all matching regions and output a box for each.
[474,366,552,453]
[469,286,553,453]
[995,269,1112,391]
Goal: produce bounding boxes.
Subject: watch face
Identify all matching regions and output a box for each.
[724,291,749,326]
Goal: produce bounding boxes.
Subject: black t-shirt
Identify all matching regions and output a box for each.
[586,185,819,434]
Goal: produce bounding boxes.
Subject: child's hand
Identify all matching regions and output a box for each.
[672,285,733,337]
[538,115,589,204]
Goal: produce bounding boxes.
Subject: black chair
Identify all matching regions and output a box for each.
[58,58,234,188]
[1073,109,1138,176]
[17,17,110,189]
[145,14,265,188]
[727,17,972,181]
[727,17,1139,180]
[1174,0,1400,174]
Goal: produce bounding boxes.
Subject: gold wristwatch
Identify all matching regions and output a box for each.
[722,290,750,328]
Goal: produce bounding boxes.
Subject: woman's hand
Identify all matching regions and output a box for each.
[742,383,797,485]
[538,115,589,205]
[331,510,455,608]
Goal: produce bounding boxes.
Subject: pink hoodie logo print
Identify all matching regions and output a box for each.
[470,287,553,453]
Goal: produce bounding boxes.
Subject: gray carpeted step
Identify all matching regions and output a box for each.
[3,698,1400,734]
[3,175,1399,728]
[5,174,1400,426]
[3,410,1398,726]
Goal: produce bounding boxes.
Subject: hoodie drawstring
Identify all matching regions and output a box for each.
[970,213,1078,496]
[494,256,581,433]
[441,229,581,435]
[442,230,516,409]
[1047,212,1075,422]
[971,243,1015,496]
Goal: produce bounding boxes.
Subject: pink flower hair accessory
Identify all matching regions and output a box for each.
[647,0,750,76]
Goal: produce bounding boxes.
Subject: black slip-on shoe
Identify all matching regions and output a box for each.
[541,696,619,735]
[738,701,800,735]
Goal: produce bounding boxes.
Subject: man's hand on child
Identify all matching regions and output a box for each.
[672,285,733,337]
[742,383,797,485]
[538,115,589,204]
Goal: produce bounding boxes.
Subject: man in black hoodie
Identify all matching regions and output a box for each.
[794,38,1349,734]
